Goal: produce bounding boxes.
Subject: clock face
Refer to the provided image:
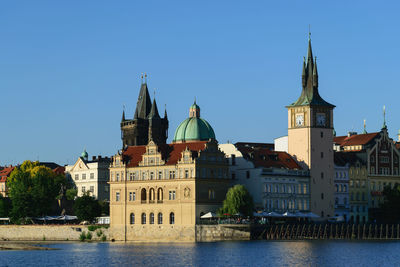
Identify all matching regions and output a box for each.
[296,114,304,126]
[317,113,326,126]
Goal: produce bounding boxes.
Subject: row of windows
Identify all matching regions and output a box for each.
[264,183,308,194]
[371,181,395,191]
[80,186,94,193]
[74,173,95,180]
[115,189,175,202]
[111,168,228,182]
[350,205,367,213]
[349,180,366,188]
[335,184,348,192]
[130,212,175,225]
[350,192,366,201]
[264,198,309,211]
[335,171,347,179]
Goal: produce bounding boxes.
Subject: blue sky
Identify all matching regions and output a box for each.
[0,1,399,165]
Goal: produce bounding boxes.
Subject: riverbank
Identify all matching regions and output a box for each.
[0,225,109,241]
[0,242,58,250]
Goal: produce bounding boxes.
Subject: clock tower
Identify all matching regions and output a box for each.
[287,36,335,219]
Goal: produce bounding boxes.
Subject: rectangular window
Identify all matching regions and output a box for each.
[133,192,136,201]
[75,174,79,180]
[321,152,324,158]
[82,186,86,193]
[90,173,94,179]
[150,172,154,180]
[116,173,120,182]
[116,192,120,201]
[82,174,86,180]
[169,190,176,200]
[130,173,134,181]
[129,192,133,201]
[185,170,189,178]
[158,171,162,179]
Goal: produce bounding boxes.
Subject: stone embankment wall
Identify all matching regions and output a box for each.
[196,225,251,242]
[110,225,196,242]
[0,225,109,241]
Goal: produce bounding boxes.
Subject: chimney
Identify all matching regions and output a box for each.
[98,155,102,159]
[92,156,96,160]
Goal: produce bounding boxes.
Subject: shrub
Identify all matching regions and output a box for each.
[96,230,103,237]
[88,225,98,231]
[101,235,107,242]
[86,231,92,240]
[79,232,86,241]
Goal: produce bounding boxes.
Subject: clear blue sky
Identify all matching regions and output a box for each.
[1,1,399,165]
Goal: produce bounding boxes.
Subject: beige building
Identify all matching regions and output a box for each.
[286,37,335,219]
[65,150,111,201]
[109,103,231,242]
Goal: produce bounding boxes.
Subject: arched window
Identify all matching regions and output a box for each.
[344,185,347,192]
[150,213,154,224]
[141,188,147,203]
[149,188,155,202]
[335,184,338,192]
[158,213,163,224]
[157,188,163,202]
[340,184,343,192]
[141,213,146,224]
[170,212,175,224]
[130,213,135,224]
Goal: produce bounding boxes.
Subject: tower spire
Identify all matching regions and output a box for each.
[382,105,387,129]
[164,104,168,118]
[363,119,367,134]
[121,105,126,122]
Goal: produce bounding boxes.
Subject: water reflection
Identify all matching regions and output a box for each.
[1,241,400,267]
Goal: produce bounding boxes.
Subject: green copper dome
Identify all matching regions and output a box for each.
[81,149,88,159]
[173,102,216,143]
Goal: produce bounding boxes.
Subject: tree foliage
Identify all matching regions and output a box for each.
[0,195,12,217]
[218,185,254,217]
[7,160,67,221]
[378,183,400,223]
[73,193,101,223]
[66,188,78,201]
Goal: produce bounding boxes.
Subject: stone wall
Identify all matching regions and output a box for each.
[0,225,109,241]
[195,225,251,242]
[110,225,196,242]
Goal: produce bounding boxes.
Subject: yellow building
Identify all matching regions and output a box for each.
[109,103,230,241]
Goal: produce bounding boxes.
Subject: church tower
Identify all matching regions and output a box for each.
[287,36,335,219]
[121,77,168,147]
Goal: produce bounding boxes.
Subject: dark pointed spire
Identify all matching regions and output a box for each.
[382,105,387,130]
[134,77,152,119]
[164,104,168,119]
[313,57,318,87]
[148,98,160,119]
[121,109,125,122]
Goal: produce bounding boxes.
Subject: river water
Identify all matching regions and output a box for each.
[1,240,400,267]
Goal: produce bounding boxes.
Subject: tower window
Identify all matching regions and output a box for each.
[246,171,250,179]
[321,172,324,179]
[321,131,323,138]
[321,193,324,200]
[321,152,324,158]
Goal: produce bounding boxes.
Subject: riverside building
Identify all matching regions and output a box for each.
[219,143,310,213]
[109,102,230,242]
[65,150,111,201]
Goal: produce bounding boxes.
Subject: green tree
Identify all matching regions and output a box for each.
[378,183,400,223]
[0,195,12,217]
[66,188,78,201]
[218,185,254,217]
[7,160,67,221]
[99,200,110,216]
[73,193,101,223]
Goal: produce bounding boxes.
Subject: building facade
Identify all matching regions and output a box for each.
[333,157,350,221]
[286,37,335,219]
[0,166,15,197]
[110,103,231,241]
[219,143,310,213]
[65,150,111,201]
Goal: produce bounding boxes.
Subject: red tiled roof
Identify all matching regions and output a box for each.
[123,141,208,168]
[53,166,65,175]
[236,146,302,169]
[334,132,379,147]
[0,166,15,183]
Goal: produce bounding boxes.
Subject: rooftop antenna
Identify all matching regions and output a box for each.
[141,73,144,83]
[363,119,367,134]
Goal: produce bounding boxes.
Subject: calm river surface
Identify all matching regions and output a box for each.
[1,240,400,267]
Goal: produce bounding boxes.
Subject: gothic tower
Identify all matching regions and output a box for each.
[121,78,168,147]
[286,36,335,219]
